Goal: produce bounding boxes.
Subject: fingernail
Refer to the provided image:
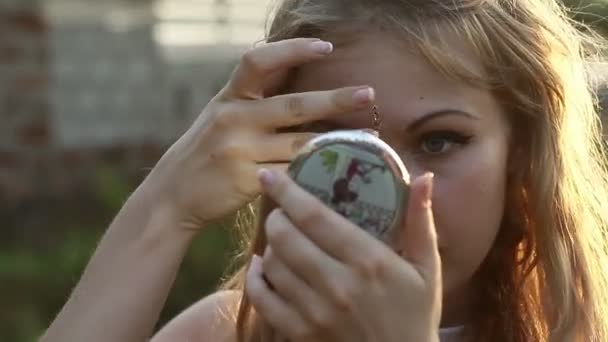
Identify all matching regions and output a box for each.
[353,87,375,105]
[250,254,263,272]
[310,40,333,54]
[257,168,276,188]
[422,172,434,209]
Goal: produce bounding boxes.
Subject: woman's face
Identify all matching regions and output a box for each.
[288,33,511,324]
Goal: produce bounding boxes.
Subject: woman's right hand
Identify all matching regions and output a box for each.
[145,38,376,233]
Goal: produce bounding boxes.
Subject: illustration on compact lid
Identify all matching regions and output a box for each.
[288,130,410,246]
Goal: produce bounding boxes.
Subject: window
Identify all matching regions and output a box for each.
[154,0,272,46]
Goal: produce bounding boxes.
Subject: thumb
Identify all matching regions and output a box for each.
[400,172,441,284]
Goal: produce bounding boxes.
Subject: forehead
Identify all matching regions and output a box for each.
[289,33,500,128]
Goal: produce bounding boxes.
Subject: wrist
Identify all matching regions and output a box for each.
[131,177,199,245]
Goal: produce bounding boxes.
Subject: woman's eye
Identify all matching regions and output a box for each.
[419,131,471,155]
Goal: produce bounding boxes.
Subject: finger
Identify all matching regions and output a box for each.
[400,173,441,284]
[222,38,334,99]
[258,168,387,264]
[256,163,289,173]
[246,255,310,340]
[240,86,375,128]
[262,245,336,329]
[252,132,318,163]
[264,209,352,311]
[237,163,289,199]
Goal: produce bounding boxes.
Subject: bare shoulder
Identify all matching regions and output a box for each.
[151,290,242,342]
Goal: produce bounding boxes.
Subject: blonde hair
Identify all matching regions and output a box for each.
[221,0,608,341]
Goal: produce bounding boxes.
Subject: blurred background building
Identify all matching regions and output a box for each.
[1,0,607,341]
[2,0,272,211]
[1,1,271,340]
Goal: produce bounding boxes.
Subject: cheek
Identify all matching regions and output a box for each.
[431,142,508,292]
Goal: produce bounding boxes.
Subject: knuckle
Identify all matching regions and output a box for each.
[299,207,324,229]
[218,141,243,159]
[209,139,244,165]
[240,49,263,74]
[284,95,305,118]
[271,174,291,198]
[327,281,355,312]
[354,255,386,280]
[309,308,335,330]
[212,104,239,129]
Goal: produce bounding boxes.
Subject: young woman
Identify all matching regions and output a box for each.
[42,0,608,341]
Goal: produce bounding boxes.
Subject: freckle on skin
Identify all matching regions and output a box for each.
[419,96,424,100]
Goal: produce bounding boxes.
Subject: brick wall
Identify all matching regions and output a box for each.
[0,0,51,208]
[0,1,165,242]
[0,1,242,242]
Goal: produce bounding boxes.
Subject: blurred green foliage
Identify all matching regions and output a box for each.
[1,165,239,342]
[1,229,104,342]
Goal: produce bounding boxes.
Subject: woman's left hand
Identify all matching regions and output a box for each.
[245,169,442,342]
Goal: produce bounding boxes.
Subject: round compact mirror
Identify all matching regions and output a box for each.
[288,130,410,245]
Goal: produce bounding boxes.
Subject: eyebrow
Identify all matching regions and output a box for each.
[406,110,479,132]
